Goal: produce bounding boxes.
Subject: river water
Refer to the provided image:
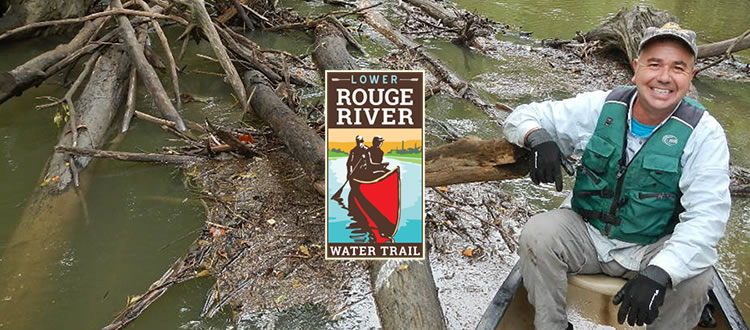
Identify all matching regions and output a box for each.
[0,0,748,329]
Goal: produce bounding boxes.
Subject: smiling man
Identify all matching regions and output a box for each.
[503,23,731,329]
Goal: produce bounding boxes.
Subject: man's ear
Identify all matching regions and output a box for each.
[631,58,638,83]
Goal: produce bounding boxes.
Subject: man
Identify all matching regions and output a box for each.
[367,136,390,178]
[347,135,368,180]
[503,23,730,329]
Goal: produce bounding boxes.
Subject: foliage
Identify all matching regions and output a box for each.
[53,103,70,127]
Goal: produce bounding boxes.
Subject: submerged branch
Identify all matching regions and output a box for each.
[55,146,201,164]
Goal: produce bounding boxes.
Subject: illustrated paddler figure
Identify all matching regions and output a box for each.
[332,135,368,203]
[367,136,390,178]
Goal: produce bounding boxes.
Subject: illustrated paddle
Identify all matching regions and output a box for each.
[331,157,364,202]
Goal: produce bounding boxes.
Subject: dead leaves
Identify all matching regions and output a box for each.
[462,247,482,258]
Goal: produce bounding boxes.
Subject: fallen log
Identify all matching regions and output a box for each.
[0,44,131,329]
[0,0,98,40]
[357,0,498,119]
[177,0,248,112]
[243,69,326,194]
[425,137,528,187]
[55,146,201,164]
[312,21,358,72]
[0,17,106,105]
[698,31,750,58]
[369,259,447,330]
[403,0,459,28]
[568,6,750,66]
[575,5,676,64]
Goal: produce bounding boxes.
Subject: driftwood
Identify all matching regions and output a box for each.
[0,45,131,328]
[576,6,676,64]
[564,6,750,66]
[0,18,106,105]
[111,0,186,131]
[0,0,98,40]
[312,21,358,72]
[369,259,448,330]
[358,0,497,119]
[425,137,528,187]
[177,0,248,112]
[55,146,201,164]
[243,69,326,194]
[136,0,182,112]
[698,30,750,58]
[403,0,459,28]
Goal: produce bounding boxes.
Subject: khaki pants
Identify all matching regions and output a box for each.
[518,208,712,330]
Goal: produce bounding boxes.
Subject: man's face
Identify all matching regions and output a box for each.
[631,39,696,116]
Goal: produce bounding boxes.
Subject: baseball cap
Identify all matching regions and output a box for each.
[639,22,698,58]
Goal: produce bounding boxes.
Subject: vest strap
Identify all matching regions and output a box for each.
[577,209,621,225]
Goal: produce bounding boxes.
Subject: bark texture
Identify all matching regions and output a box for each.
[425,137,529,187]
[312,21,358,72]
[0,0,98,39]
[0,18,105,105]
[243,70,326,194]
[577,6,677,64]
[369,259,448,330]
[0,45,131,328]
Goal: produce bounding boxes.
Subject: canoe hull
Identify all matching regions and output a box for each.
[478,262,745,330]
[349,166,400,243]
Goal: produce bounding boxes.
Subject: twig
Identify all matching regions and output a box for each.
[121,67,138,132]
[0,8,188,41]
[426,199,503,231]
[330,290,374,320]
[482,198,516,252]
[206,277,253,318]
[229,0,256,30]
[206,221,233,230]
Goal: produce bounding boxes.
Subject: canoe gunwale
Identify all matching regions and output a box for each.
[476,261,748,330]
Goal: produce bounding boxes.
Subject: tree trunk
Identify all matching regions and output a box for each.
[0,0,98,40]
[243,69,326,194]
[369,258,448,330]
[312,21,358,72]
[578,6,677,64]
[698,33,750,58]
[425,137,529,187]
[0,18,106,105]
[403,0,459,28]
[0,44,131,328]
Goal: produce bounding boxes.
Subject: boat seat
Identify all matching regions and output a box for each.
[568,274,627,297]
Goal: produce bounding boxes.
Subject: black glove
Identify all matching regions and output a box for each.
[613,265,671,326]
[526,129,565,191]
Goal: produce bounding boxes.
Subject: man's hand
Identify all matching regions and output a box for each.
[613,265,671,326]
[526,129,566,191]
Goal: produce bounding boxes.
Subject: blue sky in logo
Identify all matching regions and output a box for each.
[327,157,423,243]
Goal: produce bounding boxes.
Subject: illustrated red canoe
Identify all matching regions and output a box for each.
[349,166,401,243]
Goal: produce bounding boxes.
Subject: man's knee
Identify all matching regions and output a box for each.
[520,210,572,249]
[671,268,712,301]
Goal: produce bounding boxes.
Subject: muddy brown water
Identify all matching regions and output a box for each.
[0,1,748,329]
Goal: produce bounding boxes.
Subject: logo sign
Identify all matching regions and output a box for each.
[325,70,425,260]
[662,134,678,146]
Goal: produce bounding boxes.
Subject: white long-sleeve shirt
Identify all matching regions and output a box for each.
[503,89,731,286]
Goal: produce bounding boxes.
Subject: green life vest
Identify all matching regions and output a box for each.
[571,87,705,244]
